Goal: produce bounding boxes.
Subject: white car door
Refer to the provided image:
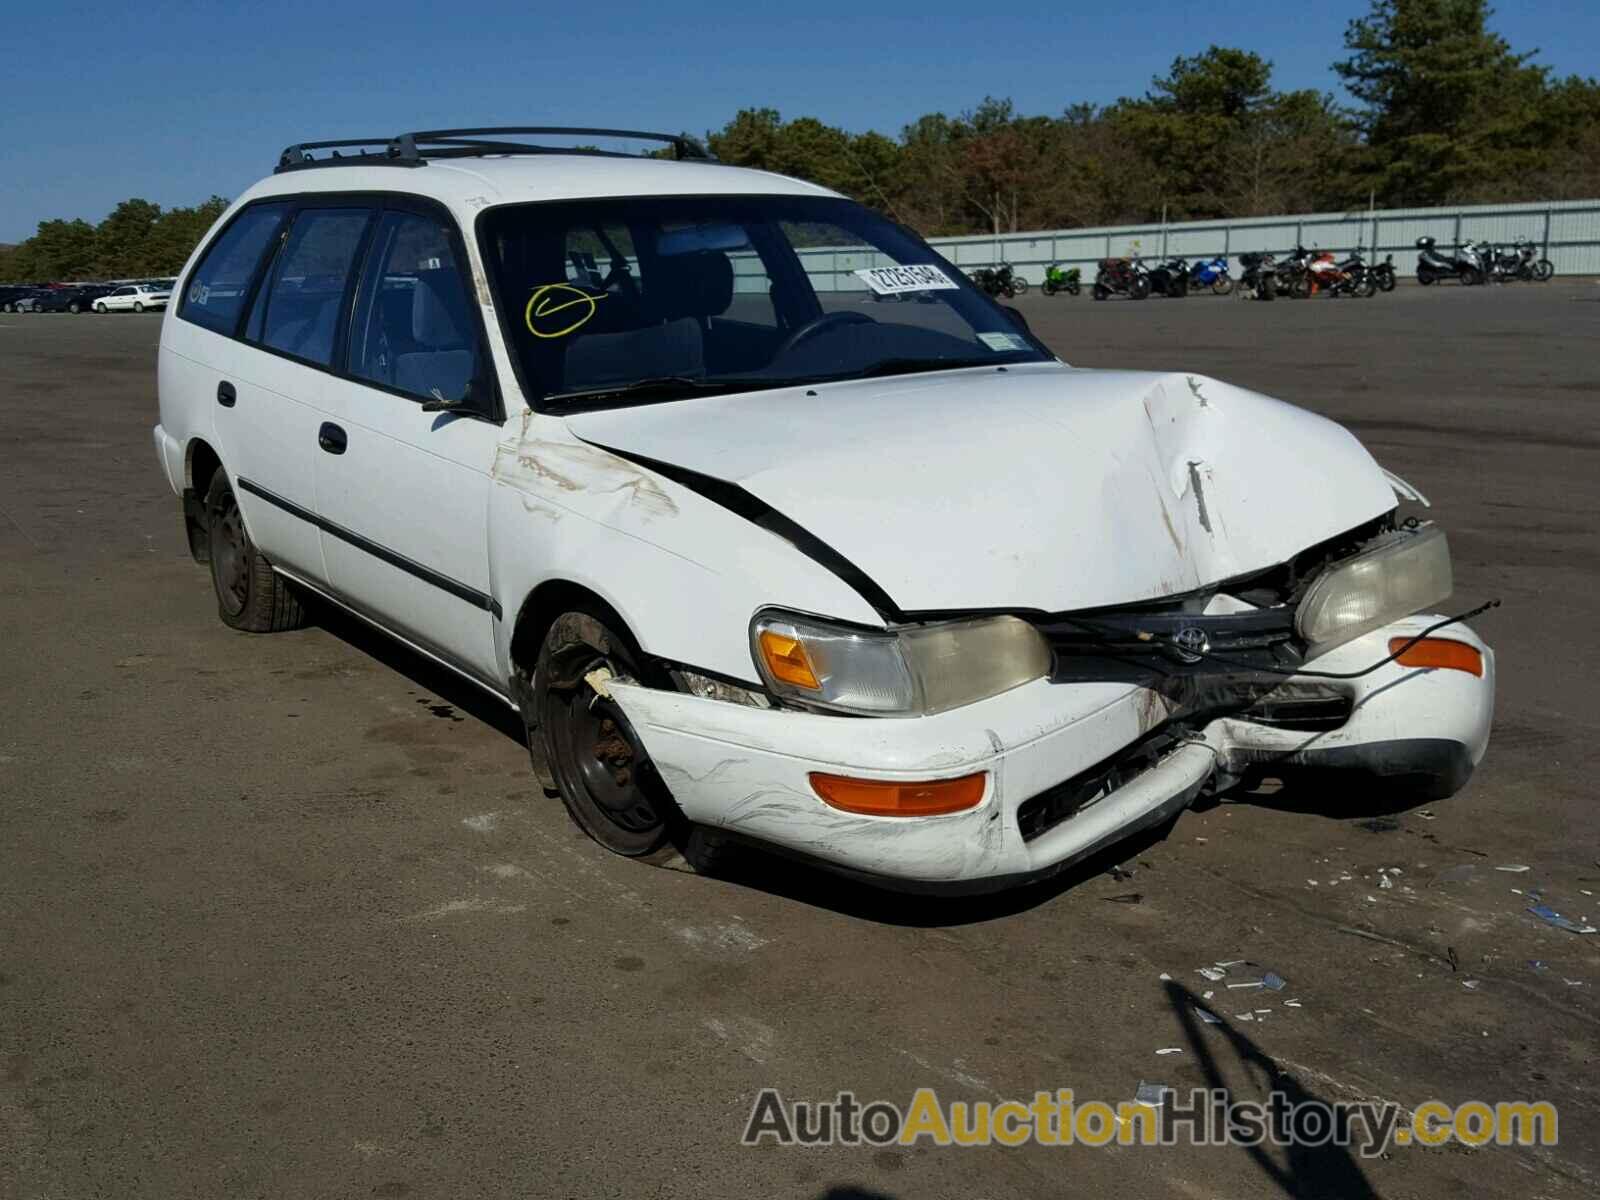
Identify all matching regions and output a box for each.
[106,286,134,311]
[310,202,501,684]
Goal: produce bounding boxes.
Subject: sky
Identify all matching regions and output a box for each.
[1,0,1596,242]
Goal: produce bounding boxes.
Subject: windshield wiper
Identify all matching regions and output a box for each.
[543,375,801,409]
[839,355,1022,382]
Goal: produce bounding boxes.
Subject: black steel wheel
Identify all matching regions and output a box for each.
[534,610,675,856]
[204,472,305,632]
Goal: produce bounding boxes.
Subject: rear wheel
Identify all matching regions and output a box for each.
[1462,268,1483,286]
[133,301,145,313]
[1009,277,1029,296]
[204,473,305,632]
[1130,275,1151,300]
[1092,281,1109,301]
[1417,266,1436,286]
[1041,280,1057,296]
[67,301,80,314]
[534,610,675,857]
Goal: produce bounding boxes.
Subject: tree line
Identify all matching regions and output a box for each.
[4,0,1596,282]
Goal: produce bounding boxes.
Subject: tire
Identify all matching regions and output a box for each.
[1065,281,1079,295]
[1535,259,1554,281]
[1358,274,1377,298]
[1130,275,1151,300]
[1211,275,1234,296]
[1462,268,1483,287]
[67,302,80,314]
[1259,274,1275,301]
[204,472,306,633]
[1092,282,1109,301]
[1377,271,1395,293]
[1042,280,1057,296]
[133,301,144,312]
[94,302,107,313]
[533,609,676,857]
[1168,276,1188,298]
[1417,266,1436,286]
[1009,277,1029,296]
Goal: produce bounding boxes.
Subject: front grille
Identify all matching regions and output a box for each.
[1037,605,1303,685]
[1016,732,1180,842]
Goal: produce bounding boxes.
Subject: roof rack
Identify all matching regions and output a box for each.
[275,127,716,173]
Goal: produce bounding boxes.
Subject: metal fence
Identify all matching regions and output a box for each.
[923,198,1600,285]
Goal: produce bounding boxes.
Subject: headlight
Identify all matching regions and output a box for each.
[750,611,1052,716]
[1295,526,1452,652]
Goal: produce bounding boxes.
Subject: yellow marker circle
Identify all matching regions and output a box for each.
[524,283,603,339]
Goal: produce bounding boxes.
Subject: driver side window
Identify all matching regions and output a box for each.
[347,211,478,404]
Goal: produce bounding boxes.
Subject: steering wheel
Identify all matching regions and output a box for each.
[775,310,874,360]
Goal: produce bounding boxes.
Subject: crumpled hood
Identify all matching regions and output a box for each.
[564,363,1397,613]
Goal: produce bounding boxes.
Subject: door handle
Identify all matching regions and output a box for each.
[318,422,347,455]
[216,381,236,408]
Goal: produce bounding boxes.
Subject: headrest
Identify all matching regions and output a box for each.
[412,269,468,349]
[658,251,733,321]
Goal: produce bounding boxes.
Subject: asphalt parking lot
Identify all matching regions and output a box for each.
[3,286,1597,1199]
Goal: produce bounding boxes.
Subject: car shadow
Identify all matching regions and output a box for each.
[1204,773,1441,821]
[1164,979,1380,1199]
[306,598,527,746]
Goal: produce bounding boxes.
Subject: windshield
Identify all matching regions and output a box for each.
[478,195,1051,411]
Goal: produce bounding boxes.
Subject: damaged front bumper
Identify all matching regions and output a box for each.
[607,615,1494,893]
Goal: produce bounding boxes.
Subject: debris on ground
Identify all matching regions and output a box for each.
[1263,972,1287,991]
[1196,966,1227,982]
[1380,875,1394,890]
[1155,1047,1183,1055]
[1109,864,1135,882]
[1462,979,1481,990]
[1528,904,1598,934]
[1193,1007,1222,1024]
[1134,1082,1169,1107]
[1495,864,1531,873]
[1104,892,1143,904]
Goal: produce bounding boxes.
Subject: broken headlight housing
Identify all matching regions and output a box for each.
[1295,525,1452,654]
[749,611,1052,716]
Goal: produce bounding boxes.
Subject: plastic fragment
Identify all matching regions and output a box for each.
[1283,999,1303,1008]
[1155,1048,1183,1055]
[1197,966,1226,982]
[1528,904,1598,935]
[1134,1082,1169,1107]
[1495,864,1530,873]
[1462,979,1480,990]
[1193,1006,1222,1024]
[1262,972,1287,991]
[1380,876,1394,890]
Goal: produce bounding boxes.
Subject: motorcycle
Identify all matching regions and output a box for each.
[1371,254,1396,293]
[1041,263,1081,296]
[1483,239,1555,283]
[1234,251,1276,300]
[1308,249,1377,298]
[1146,257,1190,298]
[1188,256,1233,295]
[1275,244,1314,298]
[970,262,1029,298]
[1415,237,1485,286]
[1092,255,1151,300]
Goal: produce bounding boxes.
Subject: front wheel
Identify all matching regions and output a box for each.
[94,302,107,313]
[1092,281,1110,301]
[1417,266,1436,286]
[1130,275,1151,300]
[1065,281,1079,295]
[1041,280,1057,296]
[533,610,676,857]
[1211,274,1234,296]
[204,473,305,632]
[1462,268,1484,286]
[1535,259,1554,281]
[1377,271,1395,293]
[1009,277,1029,296]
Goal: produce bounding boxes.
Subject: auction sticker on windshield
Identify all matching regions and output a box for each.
[854,264,960,295]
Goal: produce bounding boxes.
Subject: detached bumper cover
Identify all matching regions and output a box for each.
[608,615,1493,890]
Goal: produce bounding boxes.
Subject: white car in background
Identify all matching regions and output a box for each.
[150,126,1495,894]
[96,283,170,313]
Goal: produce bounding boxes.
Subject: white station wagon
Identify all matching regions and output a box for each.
[153,127,1495,892]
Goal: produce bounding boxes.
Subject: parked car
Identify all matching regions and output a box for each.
[96,283,171,312]
[16,286,98,313]
[152,126,1495,894]
[0,285,42,313]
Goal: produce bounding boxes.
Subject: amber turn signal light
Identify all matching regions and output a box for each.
[809,771,987,816]
[758,629,821,690]
[1388,636,1484,677]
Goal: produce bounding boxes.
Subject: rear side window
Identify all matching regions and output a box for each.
[249,207,373,367]
[179,203,285,335]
